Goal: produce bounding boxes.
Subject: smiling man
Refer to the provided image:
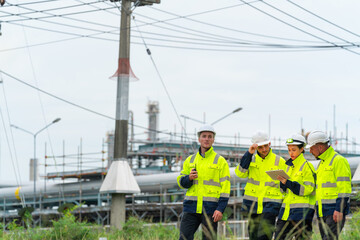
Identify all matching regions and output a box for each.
[177,125,230,240]
[235,130,287,240]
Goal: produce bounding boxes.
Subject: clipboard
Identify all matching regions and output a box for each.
[266,170,290,181]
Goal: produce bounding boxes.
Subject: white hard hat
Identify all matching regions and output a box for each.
[251,131,270,146]
[307,130,329,148]
[286,134,306,146]
[197,124,216,137]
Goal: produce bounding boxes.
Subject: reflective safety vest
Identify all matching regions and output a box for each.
[316,146,352,217]
[235,149,286,214]
[177,147,231,214]
[279,154,316,221]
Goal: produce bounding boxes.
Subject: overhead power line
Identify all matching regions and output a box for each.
[260,1,360,50]
[2,0,359,53]
[0,70,176,136]
[0,4,117,22]
[4,17,356,53]
[148,4,323,44]
[2,0,62,8]
[287,0,360,39]
[239,0,360,56]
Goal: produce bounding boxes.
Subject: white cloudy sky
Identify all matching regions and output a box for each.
[0,0,359,183]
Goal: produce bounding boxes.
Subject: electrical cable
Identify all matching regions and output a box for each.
[132,18,196,153]
[4,14,349,51]
[148,4,324,44]
[103,0,322,46]
[287,0,360,39]
[115,2,196,153]
[2,0,62,8]
[2,2,358,52]
[6,2,119,31]
[1,4,117,22]
[0,70,177,137]
[0,79,26,207]
[74,0,119,17]
[260,1,360,49]
[238,0,360,56]
[14,1,62,196]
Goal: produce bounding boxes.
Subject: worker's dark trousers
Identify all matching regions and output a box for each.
[179,212,218,240]
[275,219,313,240]
[248,212,277,240]
[318,215,346,240]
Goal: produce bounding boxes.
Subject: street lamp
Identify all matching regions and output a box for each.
[180,114,205,141]
[211,107,242,125]
[180,114,205,124]
[11,117,61,209]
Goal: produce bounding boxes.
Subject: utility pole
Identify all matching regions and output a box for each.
[100,0,160,230]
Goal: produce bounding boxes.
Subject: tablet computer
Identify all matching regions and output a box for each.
[266,170,290,181]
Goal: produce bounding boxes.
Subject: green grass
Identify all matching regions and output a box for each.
[1,209,360,240]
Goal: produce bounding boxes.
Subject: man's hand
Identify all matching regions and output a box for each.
[248,143,258,154]
[333,210,343,223]
[277,175,287,185]
[189,169,198,181]
[212,210,223,222]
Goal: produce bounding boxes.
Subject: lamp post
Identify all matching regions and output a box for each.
[180,107,242,140]
[211,107,242,125]
[11,117,61,209]
[180,115,205,141]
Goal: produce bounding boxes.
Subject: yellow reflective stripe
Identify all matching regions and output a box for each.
[237,165,248,173]
[203,197,219,202]
[193,180,198,185]
[220,193,230,198]
[248,178,260,185]
[304,181,315,187]
[203,180,221,187]
[190,154,196,163]
[265,182,279,188]
[286,165,291,172]
[185,196,197,201]
[263,198,282,203]
[337,177,350,182]
[220,176,230,182]
[322,182,337,188]
[243,195,258,201]
[339,193,351,197]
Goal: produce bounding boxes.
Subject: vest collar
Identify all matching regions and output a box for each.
[291,153,305,166]
[318,146,335,162]
[257,148,273,160]
[198,146,214,158]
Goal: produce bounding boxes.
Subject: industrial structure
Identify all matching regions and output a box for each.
[0,102,360,236]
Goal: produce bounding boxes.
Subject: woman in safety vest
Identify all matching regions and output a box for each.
[275,134,316,240]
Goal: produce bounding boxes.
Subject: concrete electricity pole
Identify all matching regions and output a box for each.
[100,0,160,230]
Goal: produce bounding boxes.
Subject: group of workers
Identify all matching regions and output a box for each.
[177,125,352,240]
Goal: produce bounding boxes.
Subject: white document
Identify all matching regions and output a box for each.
[266,170,290,181]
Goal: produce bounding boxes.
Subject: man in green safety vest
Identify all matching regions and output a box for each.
[235,130,287,240]
[307,130,352,240]
[177,125,230,240]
